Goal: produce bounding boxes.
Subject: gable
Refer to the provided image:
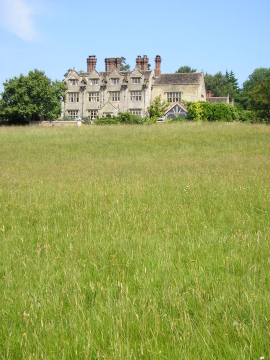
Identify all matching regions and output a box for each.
[67,70,79,79]
[100,101,117,112]
[108,68,122,78]
[88,69,100,77]
[165,103,187,119]
[130,68,143,77]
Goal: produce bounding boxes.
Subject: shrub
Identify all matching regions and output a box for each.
[188,102,241,122]
[187,101,212,121]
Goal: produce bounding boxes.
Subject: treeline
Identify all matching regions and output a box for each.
[204,67,270,121]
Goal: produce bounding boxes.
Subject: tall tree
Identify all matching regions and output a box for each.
[0,69,67,124]
[120,57,130,71]
[240,67,270,109]
[176,66,197,73]
[248,76,270,121]
[204,72,228,97]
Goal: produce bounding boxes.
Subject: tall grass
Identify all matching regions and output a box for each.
[0,123,269,359]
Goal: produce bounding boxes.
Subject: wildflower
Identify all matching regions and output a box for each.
[23,333,26,336]
[159,350,161,354]
[38,302,40,308]
[233,321,239,327]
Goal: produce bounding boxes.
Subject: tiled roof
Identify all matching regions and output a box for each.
[140,70,152,80]
[153,72,202,85]
[206,97,228,104]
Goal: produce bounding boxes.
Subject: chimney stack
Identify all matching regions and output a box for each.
[206,90,212,98]
[115,57,121,71]
[154,55,161,77]
[142,55,149,70]
[105,57,121,72]
[136,55,143,70]
[87,55,97,72]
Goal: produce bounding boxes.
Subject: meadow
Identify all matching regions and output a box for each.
[0,122,269,359]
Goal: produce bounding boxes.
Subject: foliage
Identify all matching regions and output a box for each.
[248,76,270,121]
[94,112,144,125]
[205,72,228,97]
[120,57,130,72]
[0,69,67,124]
[187,101,213,121]
[147,95,169,118]
[239,67,270,109]
[176,66,197,73]
[0,124,269,359]
[211,103,238,121]
[187,101,240,121]
[205,70,240,104]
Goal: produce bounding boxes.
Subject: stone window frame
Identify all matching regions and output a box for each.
[68,92,79,103]
[109,92,120,101]
[167,92,182,102]
[130,91,142,101]
[69,79,78,86]
[130,109,142,116]
[111,78,120,85]
[88,92,100,102]
[87,110,98,119]
[132,77,141,84]
[67,110,78,118]
[90,79,98,85]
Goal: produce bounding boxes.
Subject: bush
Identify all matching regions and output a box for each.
[188,102,241,122]
[94,116,119,125]
[187,102,212,121]
[94,112,147,125]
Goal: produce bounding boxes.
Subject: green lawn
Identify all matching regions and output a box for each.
[0,123,269,359]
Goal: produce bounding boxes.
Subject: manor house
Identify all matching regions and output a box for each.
[62,55,207,120]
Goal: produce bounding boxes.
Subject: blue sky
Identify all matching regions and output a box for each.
[0,0,269,92]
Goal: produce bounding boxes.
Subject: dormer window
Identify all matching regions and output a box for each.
[69,79,78,86]
[132,78,140,84]
[167,92,181,102]
[111,78,119,84]
[90,79,98,85]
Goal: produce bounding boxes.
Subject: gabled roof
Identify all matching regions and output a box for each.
[67,69,80,78]
[129,67,144,77]
[153,72,202,85]
[100,101,117,111]
[164,102,187,114]
[88,69,100,76]
[108,67,123,78]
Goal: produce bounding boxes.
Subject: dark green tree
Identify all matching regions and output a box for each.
[0,69,67,124]
[240,67,270,109]
[120,57,130,71]
[205,72,228,97]
[176,66,197,73]
[248,76,270,121]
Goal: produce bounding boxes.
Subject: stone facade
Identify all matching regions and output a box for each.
[61,55,206,120]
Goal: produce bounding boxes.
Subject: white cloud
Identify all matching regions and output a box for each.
[0,0,36,41]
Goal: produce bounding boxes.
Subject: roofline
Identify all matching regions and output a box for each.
[153,82,200,86]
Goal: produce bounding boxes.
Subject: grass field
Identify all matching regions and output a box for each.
[0,122,269,359]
